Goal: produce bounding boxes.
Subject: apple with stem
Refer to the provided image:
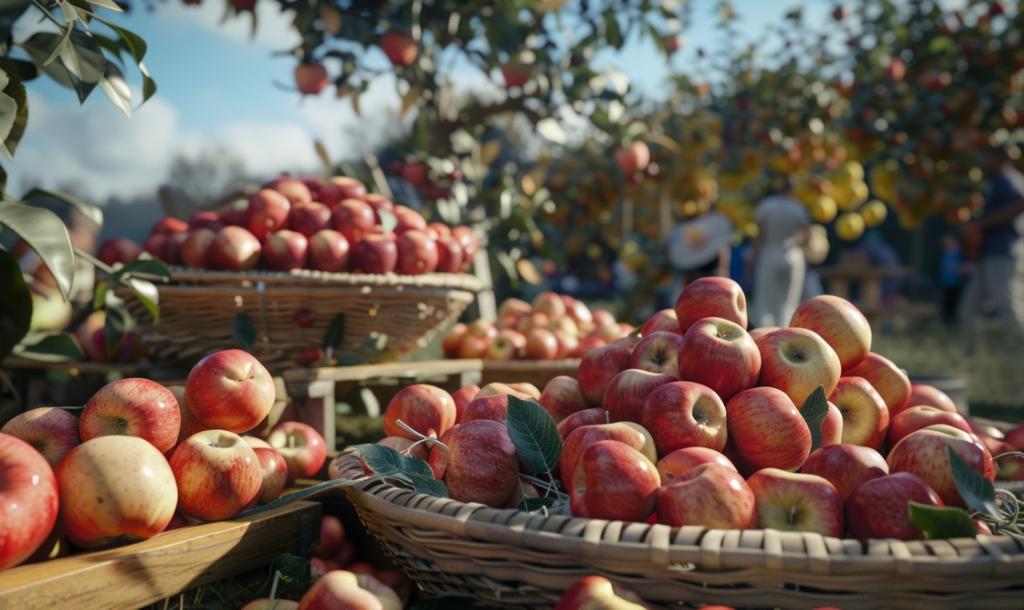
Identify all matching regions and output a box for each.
[747,468,845,537]
[170,429,262,521]
[677,317,760,401]
[829,376,889,449]
[886,424,995,507]
[186,349,276,434]
[843,352,911,413]
[629,331,685,376]
[382,384,455,440]
[80,377,182,454]
[754,327,841,406]
[640,381,727,455]
[789,295,871,370]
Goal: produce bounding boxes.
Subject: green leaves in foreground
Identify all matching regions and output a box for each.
[800,385,829,452]
[948,446,1000,520]
[356,443,447,497]
[505,395,562,476]
[908,502,977,540]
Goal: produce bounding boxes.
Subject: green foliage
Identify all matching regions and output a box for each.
[0,249,31,360]
[908,502,977,540]
[948,446,1000,520]
[505,395,562,476]
[801,386,830,453]
[356,442,448,497]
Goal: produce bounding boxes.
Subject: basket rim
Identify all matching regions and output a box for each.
[162,267,484,292]
[330,449,1024,577]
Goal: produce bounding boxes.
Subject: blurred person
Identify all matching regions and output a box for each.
[751,175,809,327]
[939,233,969,326]
[960,144,1024,354]
[860,231,903,302]
[667,211,733,302]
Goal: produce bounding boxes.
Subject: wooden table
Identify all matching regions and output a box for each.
[281,360,484,450]
[0,501,320,610]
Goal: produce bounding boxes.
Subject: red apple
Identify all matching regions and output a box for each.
[394,229,438,274]
[640,380,727,455]
[888,406,973,447]
[243,436,273,449]
[629,331,685,376]
[822,401,844,446]
[263,229,309,271]
[185,349,276,434]
[531,291,565,319]
[298,570,401,610]
[392,205,427,234]
[380,30,418,66]
[554,575,647,610]
[246,189,291,240]
[575,335,606,356]
[383,384,456,440]
[434,236,464,273]
[294,62,329,95]
[331,199,376,244]
[677,317,760,401]
[57,435,177,548]
[904,383,959,415]
[80,377,181,454]
[560,422,656,483]
[539,376,588,422]
[288,202,332,237]
[557,407,607,440]
[843,352,911,413]
[151,217,189,235]
[451,226,479,262]
[269,421,327,481]
[886,424,995,507]
[172,386,207,444]
[425,222,452,240]
[577,343,632,405]
[142,233,168,261]
[570,440,660,522]
[484,332,519,361]
[252,447,288,504]
[748,326,779,341]
[98,238,142,266]
[563,297,594,330]
[603,368,676,424]
[265,177,313,207]
[789,295,872,370]
[755,327,841,406]
[455,334,489,359]
[657,446,737,482]
[800,444,889,500]
[726,387,811,472]
[438,420,519,507]
[524,328,559,359]
[614,141,651,173]
[846,472,944,540]
[314,514,345,559]
[829,376,889,449]
[674,277,747,332]
[329,177,368,201]
[207,226,262,271]
[181,227,217,268]
[642,308,681,336]
[189,211,223,231]
[352,234,398,274]
[656,463,756,529]
[309,229,350,272]
[170,429,262,521]
[460,393,514,423]
[451,385,479,423]
[0,433,58,569]
[160,231,188,265]
[747,468,844,537]
[218,201,248,227]
[1,407,80,469]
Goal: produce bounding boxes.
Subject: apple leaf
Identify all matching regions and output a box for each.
[908,502,977,540]
[0,199,75,299]
[0,248,31,361]
[322,312,345,353]
[506,395,562,475]
[356,443,448,497]
[232,312,257,350]
[948,446,1000,520]
[14,333,83,361]
[268,554,310,594]
[800,385,829,451]
[377,209,397,235]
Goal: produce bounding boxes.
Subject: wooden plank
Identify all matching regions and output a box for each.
[0,501,321,610]
[282,359,483,384]
[1,356,150,376]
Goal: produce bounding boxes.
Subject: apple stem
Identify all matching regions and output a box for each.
[994,451,1024,462]
[395,419,448,452]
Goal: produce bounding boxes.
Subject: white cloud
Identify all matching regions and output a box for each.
[158,1,301,50]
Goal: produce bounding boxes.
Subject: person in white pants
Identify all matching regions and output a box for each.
[751,177,810,328]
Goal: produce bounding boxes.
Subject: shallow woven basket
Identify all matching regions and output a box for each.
[329,450,1024,609]
[119,268,482,369]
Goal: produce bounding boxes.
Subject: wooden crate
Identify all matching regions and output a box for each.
[0,501,321,609]
[481,359,580,389]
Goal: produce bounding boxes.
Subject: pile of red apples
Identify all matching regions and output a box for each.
[370,278,1024,542]
[97,175,478,275]
[442,292,631,361]
[0,349,327,571]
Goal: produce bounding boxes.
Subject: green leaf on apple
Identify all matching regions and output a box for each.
[0,248,32,361]
[322,312,346,354]
[377,209,398,234]
[356,443,448,497]
[268,553,311,594]
[505,395,562,476]
[13,332,83,361]
[907,502,977,540]
[800,385,829,451]
[232,312,257,350]
[948,446,1000,520]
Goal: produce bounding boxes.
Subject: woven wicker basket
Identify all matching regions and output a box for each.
[119,268,482,369]
[329,450,1024,609]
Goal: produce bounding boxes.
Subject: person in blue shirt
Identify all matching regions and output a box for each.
[960,145,1024,354]
[939,233,969,326]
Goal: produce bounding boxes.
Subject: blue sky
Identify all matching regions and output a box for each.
[8,0,829,200]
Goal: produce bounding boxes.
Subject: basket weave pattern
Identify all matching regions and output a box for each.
[331,451,1024,609]
[121,268,481,369]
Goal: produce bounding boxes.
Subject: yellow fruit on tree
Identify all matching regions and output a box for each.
[811,195,838,223]
[835,212,865,241]
[861,200,887,227]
